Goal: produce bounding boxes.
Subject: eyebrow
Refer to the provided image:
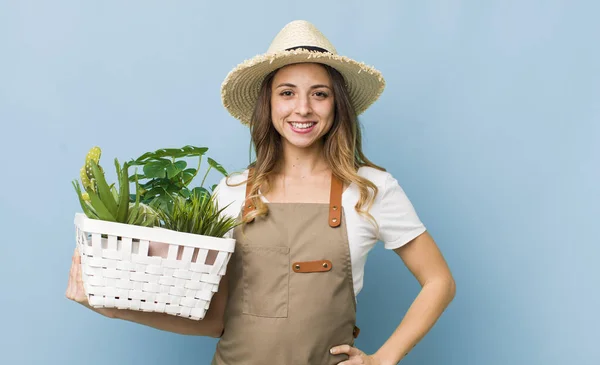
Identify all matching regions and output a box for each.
[275,83,332,90]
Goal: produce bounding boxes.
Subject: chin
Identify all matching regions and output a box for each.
[284,136,319,149]
[289,141,315,149]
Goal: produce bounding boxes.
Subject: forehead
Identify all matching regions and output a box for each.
[273,63,331,84]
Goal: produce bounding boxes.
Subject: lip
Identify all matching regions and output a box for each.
[288,121,317,134]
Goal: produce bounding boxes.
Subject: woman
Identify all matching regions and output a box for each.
[66,20,455,365]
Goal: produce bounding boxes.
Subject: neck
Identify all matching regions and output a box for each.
[277,140,329,178]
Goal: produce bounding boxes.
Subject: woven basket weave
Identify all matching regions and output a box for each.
[74,213,235,320]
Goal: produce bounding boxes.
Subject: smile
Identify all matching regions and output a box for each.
[288,121,317,134]
[289,121,317,129]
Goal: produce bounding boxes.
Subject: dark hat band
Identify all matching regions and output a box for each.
[285,45,330,53]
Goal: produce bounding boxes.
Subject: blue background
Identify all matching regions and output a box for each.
[1,1,598,364]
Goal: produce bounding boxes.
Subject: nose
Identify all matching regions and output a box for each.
[294,95,313,116]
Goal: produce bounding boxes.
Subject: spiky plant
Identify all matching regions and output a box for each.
[156,191,239,238]
[72,146,160,227]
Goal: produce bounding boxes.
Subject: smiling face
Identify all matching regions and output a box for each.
[270,63,335,150]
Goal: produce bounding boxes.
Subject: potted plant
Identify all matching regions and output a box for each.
[72,145,239,320]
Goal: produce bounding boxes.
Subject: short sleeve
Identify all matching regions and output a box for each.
[211,176,227,213]
[376,174,427,249]
[211,176,239,239]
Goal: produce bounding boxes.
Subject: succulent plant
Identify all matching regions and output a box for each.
[73,146,158,227]
[73,145,235,236]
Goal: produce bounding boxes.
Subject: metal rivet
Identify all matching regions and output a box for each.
[332,218,338,223]
[332,206,338,210]
[322,262,328,268]
[295,264,300,270]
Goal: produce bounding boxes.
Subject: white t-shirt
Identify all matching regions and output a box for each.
[212,166,427,297]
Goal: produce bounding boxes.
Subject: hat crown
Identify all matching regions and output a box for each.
[266,20,337,54]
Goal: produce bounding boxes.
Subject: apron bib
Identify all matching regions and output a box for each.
[212,170,359,364]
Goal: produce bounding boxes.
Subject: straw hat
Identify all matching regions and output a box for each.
[220,20,386,125]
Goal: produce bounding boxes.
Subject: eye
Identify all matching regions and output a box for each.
[314,91,329,98]
[280,90,294,96]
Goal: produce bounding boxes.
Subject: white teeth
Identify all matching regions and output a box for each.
[291,122,315,129]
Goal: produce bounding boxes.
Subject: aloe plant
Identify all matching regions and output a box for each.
[73,146,159,227]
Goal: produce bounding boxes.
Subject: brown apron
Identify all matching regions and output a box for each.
[211,170,360,365]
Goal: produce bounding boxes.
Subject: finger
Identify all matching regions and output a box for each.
[74,254,85,302]
[66,266,72,299]
[70,250,81,299]
[70,249,82,301]
[331,345,361,357]
[66,252,76,299]
[74,248,81,266]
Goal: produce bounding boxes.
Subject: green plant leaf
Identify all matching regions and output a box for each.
[182,168,197,185]
[72,180,99,219]
[136,178,164,191]
[86,187,116,221]
[115,159,130,223]
[126,173,144,225]
[153,196,173,216]
[128,173,146,182]
[191,186,210,199]
[211,183,218,192]
[132,146,209,163]
[110,186,118,202]
[126,159,146,167]
[127,203,140,225]
[126,200,159,227]
[156,191,240,237]
[90,160,118,218]
[207,157,228,176]
[143,159,170,178]
[165,162,182,179]
[180,187,191,199]
[143,185,170,199]
[166,182,184,194]
[174,160,187,170]
[179,145,209,157]
[155,148,185,158]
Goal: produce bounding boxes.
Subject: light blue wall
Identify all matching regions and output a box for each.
[1,1,598,364]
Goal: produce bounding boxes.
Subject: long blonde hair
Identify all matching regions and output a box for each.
[228,63,385,225]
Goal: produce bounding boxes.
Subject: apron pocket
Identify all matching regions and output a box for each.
[241,244,289,318]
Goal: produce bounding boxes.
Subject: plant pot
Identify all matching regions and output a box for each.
[73,212,235,320]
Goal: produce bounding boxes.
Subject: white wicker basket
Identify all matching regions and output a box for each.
[74,212,235,320]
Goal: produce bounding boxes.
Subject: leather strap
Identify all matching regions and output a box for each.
[242,168,343,227]
[292,260,333,273]
[329,174,343,228]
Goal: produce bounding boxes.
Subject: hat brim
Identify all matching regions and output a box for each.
[221,49,385,125]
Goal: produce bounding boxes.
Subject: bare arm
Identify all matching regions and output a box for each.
[373,231,456,364]
[66,248,228,338]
